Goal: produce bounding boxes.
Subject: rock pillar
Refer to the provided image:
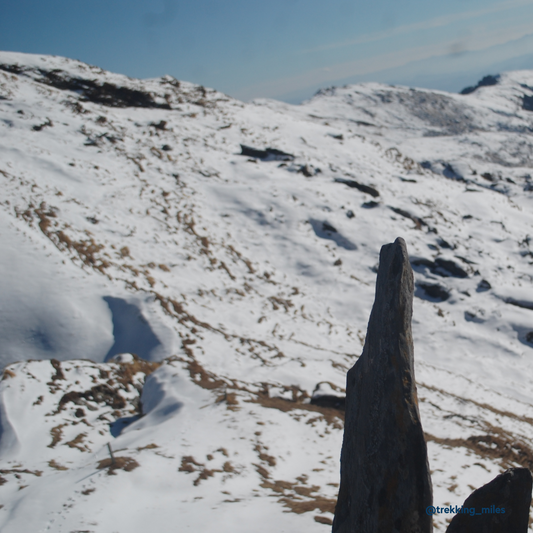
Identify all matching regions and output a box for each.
[332,237,433,533]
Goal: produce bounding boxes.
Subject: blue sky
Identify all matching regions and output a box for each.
[2,0,533,103]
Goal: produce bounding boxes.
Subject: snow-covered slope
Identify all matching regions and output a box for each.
[1,51,533,532]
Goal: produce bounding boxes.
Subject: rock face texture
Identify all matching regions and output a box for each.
[332,237,433,533]
[446,468,532,533]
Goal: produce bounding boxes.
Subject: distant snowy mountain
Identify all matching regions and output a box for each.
[1,51,533,532]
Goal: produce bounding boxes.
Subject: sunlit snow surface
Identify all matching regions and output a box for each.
[1,51,533,531]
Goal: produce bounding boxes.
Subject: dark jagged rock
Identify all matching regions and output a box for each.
[333,237,432,533]
[523,94,533,112]
[389,206,427,230]
[477,279,491,292]
[446,468,532,533]
[298,164,314,177]
[437,238,453,249]
[505,297,533,311]
[334,177,380,198]
[411,257,468,278]
[434,258,468,278]
[310,394,345,411]
[239,144,294,161]
[308,219,357,251]
[417,282,450,302]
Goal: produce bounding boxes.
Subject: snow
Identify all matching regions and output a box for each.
[1,50,533,531]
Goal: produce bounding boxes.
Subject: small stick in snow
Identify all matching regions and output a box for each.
[107,442,116,465]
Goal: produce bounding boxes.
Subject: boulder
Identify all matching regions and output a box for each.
[332,237,433,533]
[446,468,532,533]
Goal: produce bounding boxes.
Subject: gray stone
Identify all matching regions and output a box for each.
[332,237,432,533]
[446,468,532,533]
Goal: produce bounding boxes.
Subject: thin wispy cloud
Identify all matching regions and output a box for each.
[238,24,533,100]
[298,0,533,55]
[144,0,179,29]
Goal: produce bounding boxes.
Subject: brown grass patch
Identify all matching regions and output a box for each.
[258,469,336,515]
[426,429,533,470]
[137,443,159,451]
[255,444,277,467]
[219,261,235,280]
[112,356,161,390]
[59,384,126,411]
[222,461,235,473]
[421,383,533,426]
[2,368,16,380]
[54,231,109,273]
[179,456,218,486]
[0,468,42,477]
[33,395,44,406]
[20,202,110,274]
[153,292,285,364]
[180,356,225,391]
[254,464,270,479]
[48,424,66,448]
[120,246,131,259]
[48,459,68,471]
[97,456,139,475]
[216,391,240,410]
[66,432,89,452]
[315,515,333,525]
[268,296,293,312]
[56,356,160,416]
[281,497,336,514]
[249,385,344,429]
[49,359,65,381]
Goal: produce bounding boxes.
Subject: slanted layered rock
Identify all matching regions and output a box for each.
[333,237,432,533]
[446,468,532,533]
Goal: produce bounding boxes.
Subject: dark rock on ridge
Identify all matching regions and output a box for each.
[446,468,532,533]
[333,237,432,533]
[0,64,173,109]
[460,74,500,95]
[42,70,171,109]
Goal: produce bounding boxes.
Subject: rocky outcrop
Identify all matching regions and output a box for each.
[446,468,532,533]
[332,237,432,533]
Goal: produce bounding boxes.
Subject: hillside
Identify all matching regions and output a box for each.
[1,51,533,532]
